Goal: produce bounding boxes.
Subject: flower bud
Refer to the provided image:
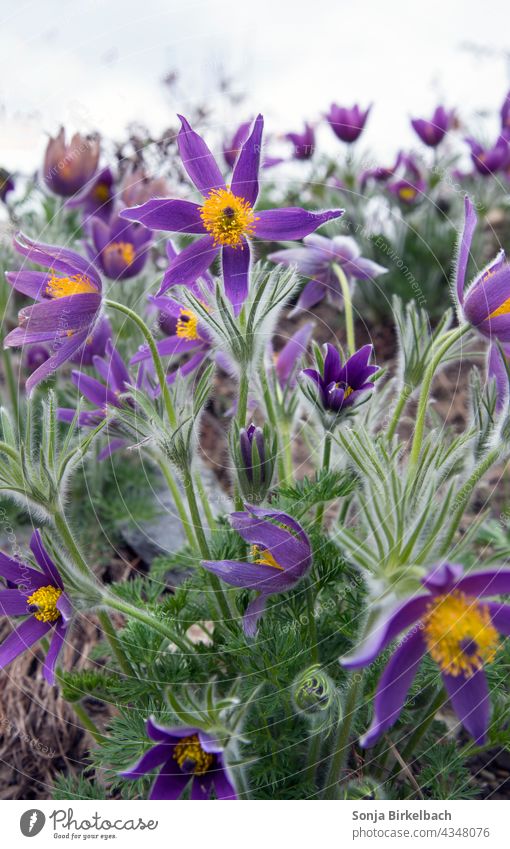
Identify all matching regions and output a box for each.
[233,422,276,503]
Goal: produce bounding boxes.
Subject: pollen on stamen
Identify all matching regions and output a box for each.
[423,590,499,677]
[26,585,62,623]
[200,187,258,248]
[46,271,96,300]
[176,308,201,341]
[250,545,284,570]
[104,241,136,266]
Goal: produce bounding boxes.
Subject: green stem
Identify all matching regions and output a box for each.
[305,726,322,784]
[96,610,134,676]
[260,367,286,483]
[322,671,364,798]
[306,583,319,664]
[333,262,355,356]
[401,687,446,762]
[53,509,95,580]
[195,471,217,531]
[104,299,176,429]
[408,325,470,473]
[280,418,294,482]
[103,592,190,653]
[386,385,411,440]
[72,701,106,745]
[315,432,332,528]
[160,460,196,549]
[1,346,19,428]
[237,371,249,429]
[440,448,500,556]
[182,469,210,559]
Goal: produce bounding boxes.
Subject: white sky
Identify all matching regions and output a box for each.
[1,0,510,172]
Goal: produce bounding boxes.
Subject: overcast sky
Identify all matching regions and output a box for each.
[1,0,510,172]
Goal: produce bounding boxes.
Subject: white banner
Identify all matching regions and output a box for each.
[1,799,508,848]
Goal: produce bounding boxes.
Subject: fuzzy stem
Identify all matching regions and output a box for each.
[386,385,411,440]
[439,448,500,555]
[96,610,134,676]
[306,583,319,664]
[315,432,332,528]
[160,460,196,549]
[72,701,107,745]
[259,367,286,483]
[104,298,177,429]
[322,670,364,798]
[280,418,294,482]
[195,470,217,531]
[408,325,470,473]
[103,592,190,653]
[1,346,19,428]
[333,263,355,356]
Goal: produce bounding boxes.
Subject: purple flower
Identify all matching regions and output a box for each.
[237,423,276,503]
[202,506,312,636]
[300,343,378,419]
[465,136,509,175]
[285,123,315,160]
[4,234,103,394]
[342,561,510,747]
[120,114,343,315]
[0,168,15,203]
[24,344,50,374]
[411,106,451,147]
[67,167,115,222]
[274,322,314,390]
[71,316,112,367]
[121,717,237,799]
[120,167,169,207]
[43,127,100,197]
[269,235,386,313]
[455,196,510,342]
[487,342,510,413]
[0,530,72,684]
[87,215,152,281]
[386,153,425,204]
[223,120,252,169]
[325,103,371,144]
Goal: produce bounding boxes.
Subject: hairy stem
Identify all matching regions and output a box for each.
[333,263,355,356]
[315,432,332,528]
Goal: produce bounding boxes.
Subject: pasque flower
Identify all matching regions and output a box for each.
[43,127,100,197]
[236,423,276,503]
[120,167,169,207]
[411,106,451,147]
[120,114,343,314]
[341,561,510,746]
[0,531,72,684]
[67,167,115,222]
[87,214,152,280]
[121,717,237,799]
[300,343,378,421]
[71,316,112,367]
[4,234,103,394]
[223,120,252,168]
[202,506,312,636]
[456,196,510,342]
[269,235,386,312]
[387,154,425,204]
[285,123,315,160]
[466,136,509,175]
[326,103,371,143]
[274,321,314,390]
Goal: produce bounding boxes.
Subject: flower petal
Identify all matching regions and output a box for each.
[5,271,51,301]
[30,530,63,588]
[121,743,173,778]
[212,769,238,799]
[341,595,430,668]
[43,620,67,684]
[0,553,47,589]
[13,233,101,291]
[243,594,269,637]
[151,770,189,800]
[359,629,427,748]
[442,669,490,745]
[455,196,477,305]
[456,568,510,598]
[201,559,288,593]
[222,240,251,316]
[158,236,219,294]
[486,601,510,635]
[231,114,264,206]
[177,115,225,196]
[26,329,89,395]
[254,207,343,241]
[120,199,205,234]
[0,617,50,670]
[275,322,314,388]
[0,589,30,615]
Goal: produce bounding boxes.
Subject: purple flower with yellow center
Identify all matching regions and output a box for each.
[119,114,343,315]
[456,196,510,342]
[285,123,315,160]
[411,106,451,147]
[121,717,237,800]
[4,234,103,394]
[43,127,100,197]
[300,343,378,422]
[87,215,152,281]
[274,321,314,390]
[325,103,371,144]
[67,167,115,222]
[342,562,510,746]
[466,136,509,175]
[202,506,312,636]
[269,235,386,313]
[0,530,72,684]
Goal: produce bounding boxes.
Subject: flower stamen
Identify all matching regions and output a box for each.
[104,241,136,266]
[250,545,284,570]
[26,585,62,623]
[173,734,214,775]
[176,308,201,341]
[200,188,257,247]
[423,590,498,677]
[46,271,96,300]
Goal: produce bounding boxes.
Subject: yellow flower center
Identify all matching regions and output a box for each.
[200,188,257,247]
[173,734,214,775]
[399,186,417,201]
[26,585,62,623]
[423,590,499,677]
[250,545,284,570]
[104,241,136,266]
[94,182,110,202]
[176,308,201,341]
[46,271,96,300]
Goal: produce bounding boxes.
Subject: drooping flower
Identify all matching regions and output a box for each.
[120,114,343,315]
[455,196,510,342]
[285,123,315,160]
[269,235,386,313]
[273,321,314,390]
[43,127,100,197]
[0,531,72,684]
[465,136,509,176]
[86,215,152,280]
[67,167,115,222]
[121,717,237,800]
[4,234,103,394]
[0,167,15,203]
[300,343,378,422]
[202,506,312,636]
[411,106,452,147]
[341,561,510,746]
[325,103,371,144]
